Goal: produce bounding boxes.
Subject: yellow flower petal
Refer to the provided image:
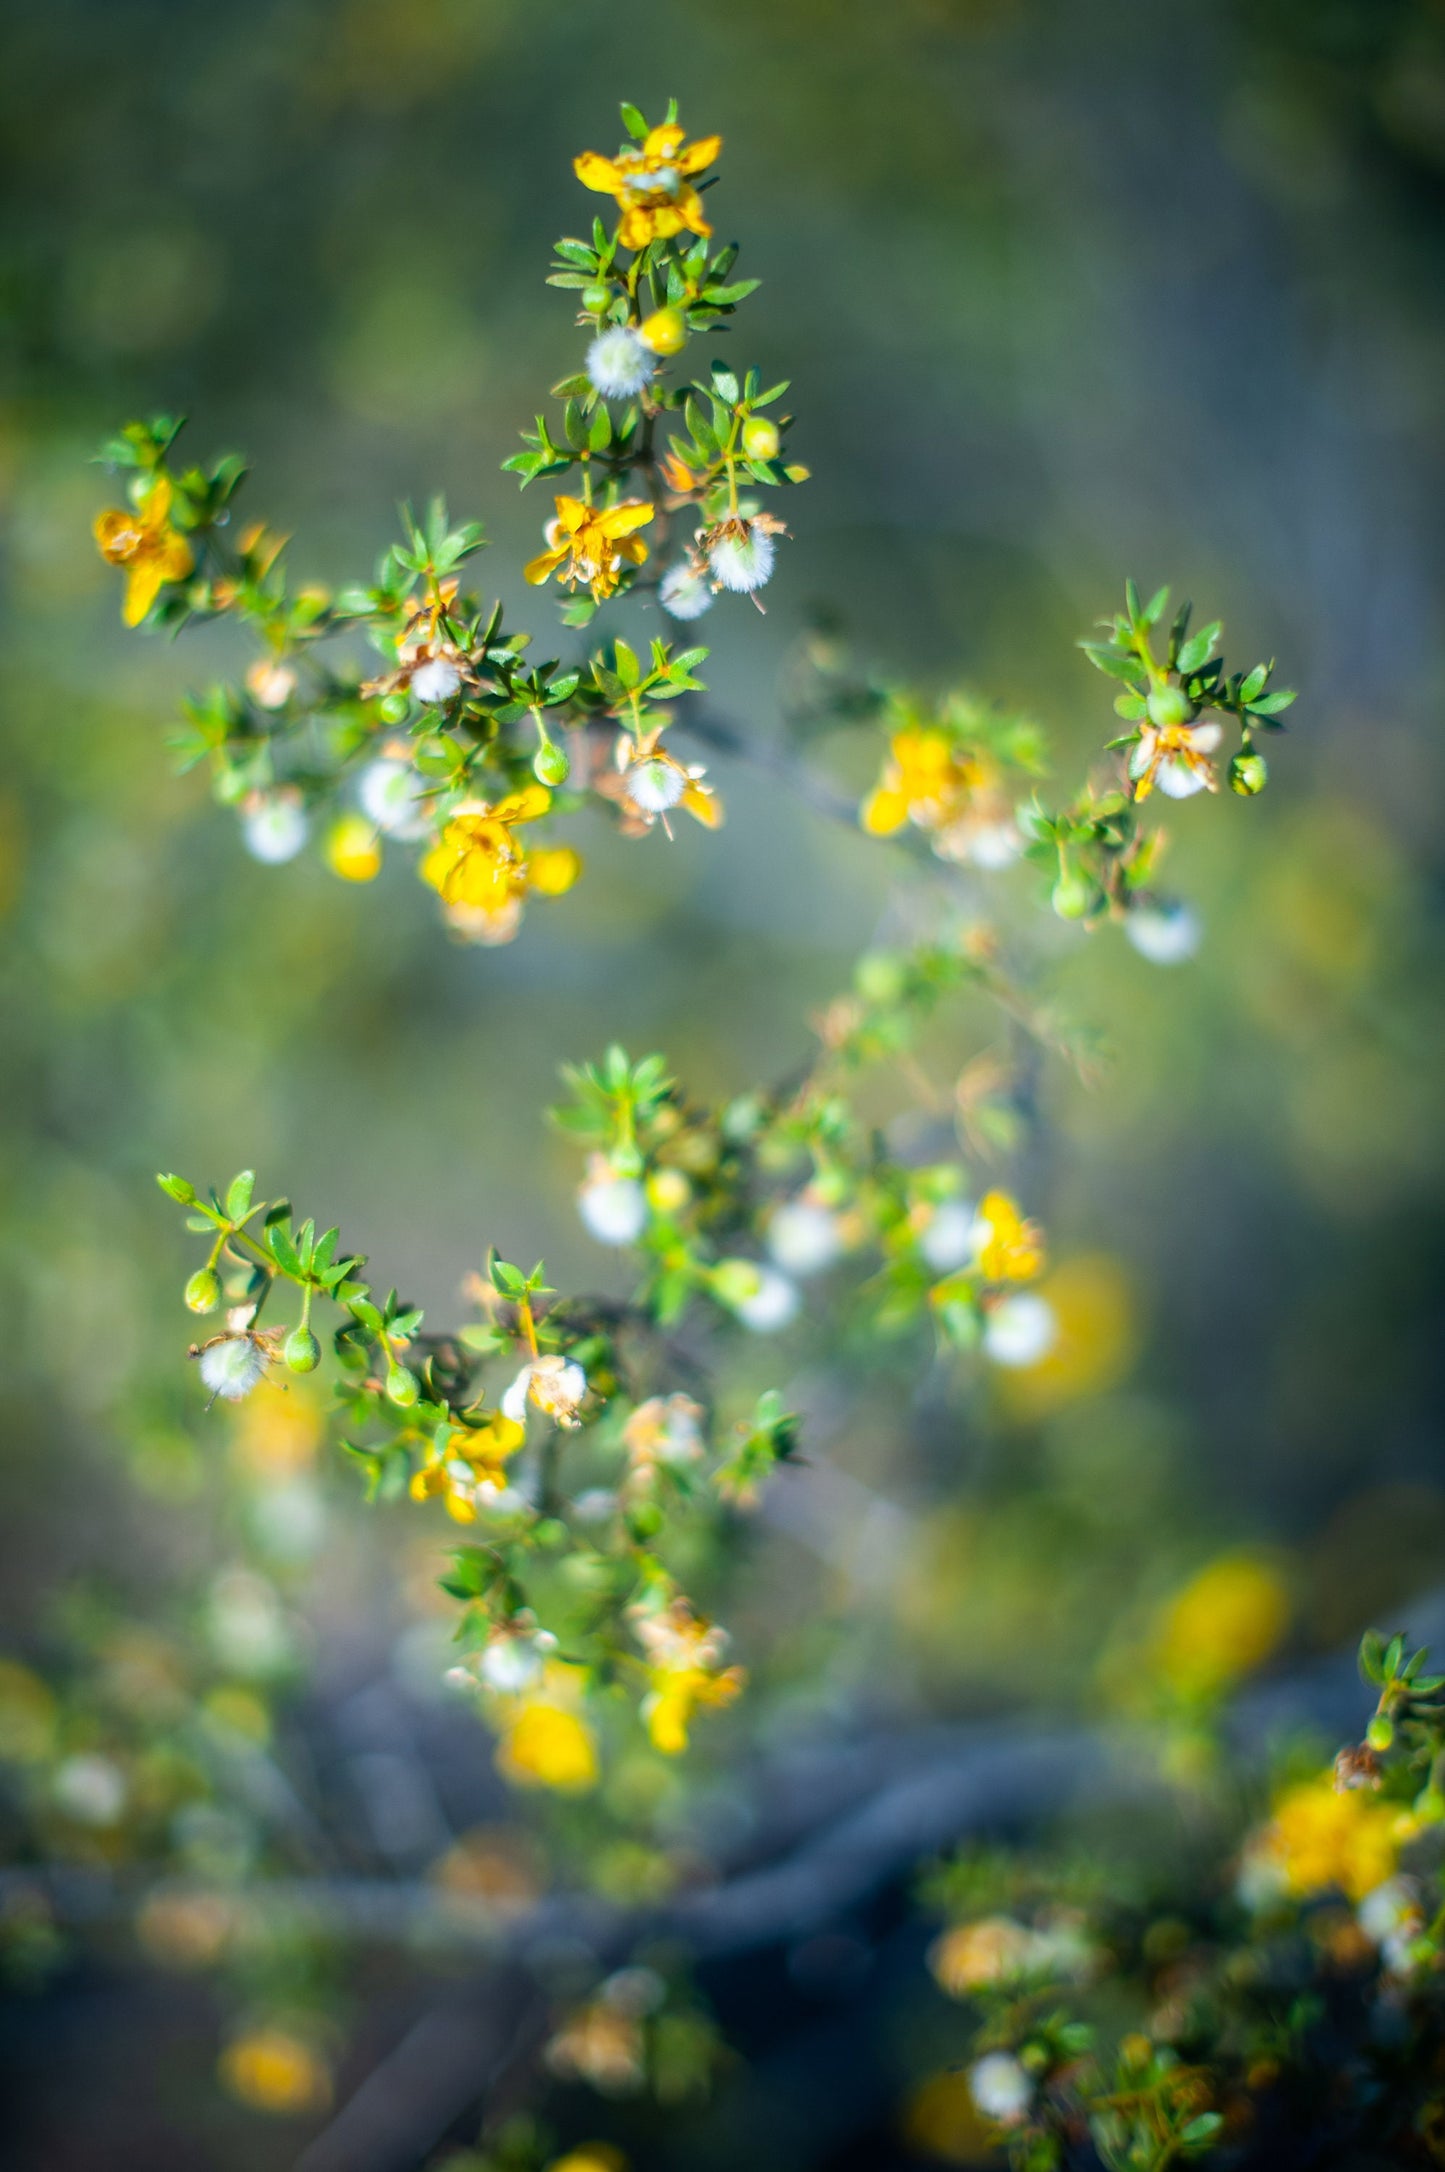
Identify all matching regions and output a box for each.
[680,134,722,175]
[492,784,551,826]
[861,786,909,836]
[527,844,582,897]
[524,547,566,587]
[682,782,723,830]
[573,151,622,195]
[123,557,166,627]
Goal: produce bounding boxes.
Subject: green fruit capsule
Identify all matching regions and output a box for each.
[581,283,611,315]
[386,1364,419,1407]
[533,740,570,786]
[1051,869,1095,921]
[1146,683,1191,728]
[378,692,410,725]
[1229,751,1268,796]
[185,1268,221,1315]
[742,416,781,462]
[1366,1713,1394,1753]
[285,1326,321,1374]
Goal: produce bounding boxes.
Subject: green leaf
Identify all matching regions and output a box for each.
[225,1171,256,1221]
[157,1173,198,1205]
[620,101,648,141]
[614,638,640,689]
[267,1221,303,1279]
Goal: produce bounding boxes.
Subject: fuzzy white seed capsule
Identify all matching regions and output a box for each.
[768,1199,841,1277]
[358,758,430,839]
[919,1200,979,1273]
[1126,899,1201,966]
[707,521,777,594]
[586,326,656,400]
[241,793,309,865]
[659,563,713,621]
[199,1336,269,1402]
[53,1753,128,1827]
[411,657,462,704]
[983,1294,1057,1368]
[969,2052,1033,2125]
[627,757,687,812]
[480,1635,546,1694]
[579,1172,648,1246]
[732,1264,801,1334]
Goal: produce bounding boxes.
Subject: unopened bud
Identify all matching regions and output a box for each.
[378,692,411,725]
[185,1269,221,1315]
[386,1364,419,1408]
[1366,1713,1394,1753]
[285,1326,321,1374]
[639,306,687,356]
[1229,751,1268,796]
[742,416,781,462]
[1147,684,1191,728]
[533,739,570,787]
[582,283,612,315]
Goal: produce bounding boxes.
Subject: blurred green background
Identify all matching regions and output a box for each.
[3,0,1445,2161]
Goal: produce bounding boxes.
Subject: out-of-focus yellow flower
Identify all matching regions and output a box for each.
[974,1190,1044,1283]
[325,813,382,882]
[574,121,721,252]
[93,474,194,626]
[218,2026,332,2116]
[632,1599,744,1754]
[0,1658,57,1764]
[545,2147,627,2172]
[525,495,653,601]
[136,1887,235,1970]
[547,2001,647,2093]
[419,789,580,947]
[861,728,1020,867]
[231,1380,323,1480]
[496,1672,599,1793]
[995,1254,1137,1420]
[902,2067,998,2164]
[1252,1774,1398,1903]
[1153,1554,1289,1699]
[929,1916,1035,1995]
[409,1412,525,1521]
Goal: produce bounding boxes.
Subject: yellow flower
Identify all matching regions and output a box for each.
[1252,1773,1398,1902]
[409,1412,526,1521]
[1153,1554,1289,1699]
[633,1599,744,1755]
[974,1190,1045,1283]
[497,1697,599,1792]
[325,813,382,882]
[929,1917,1036,1996]
[93,474,194,627]
[574,120,722,252]
[525,495,654,601]
[1128,717,1223,801]
[218,2026,332,2117]
[419,788,580,944]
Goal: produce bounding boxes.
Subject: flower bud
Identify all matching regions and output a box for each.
[534,739,570,787]
[386,1364,419,1407]
[378,692,411,725]
[581,283,612,315]
[185,1269,221,1315]
[285,1326,321,1374]
[1229,751,1268,796]
[1147,683,1191,728]
[742,416,781,462]
[1051,869,1095,920]
[639,306,687,356]
[629,1502,664,1540]
[1366,1713,1394,1753]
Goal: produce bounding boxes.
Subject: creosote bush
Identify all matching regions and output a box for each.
[3,95,1438,2169]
